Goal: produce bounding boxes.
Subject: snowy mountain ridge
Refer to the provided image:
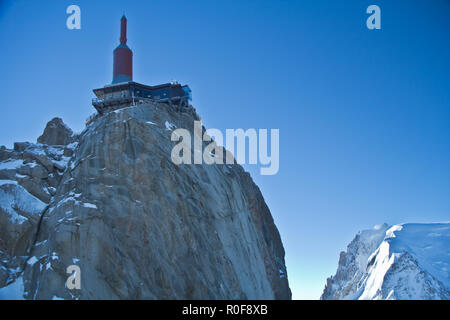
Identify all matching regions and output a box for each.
[321,223,450,300]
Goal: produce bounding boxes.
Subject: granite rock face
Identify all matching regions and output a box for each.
[0,103,291,300]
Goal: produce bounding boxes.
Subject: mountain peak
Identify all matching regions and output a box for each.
[0,102,291,299]
[37,117,75,146]
[322,222,450,300]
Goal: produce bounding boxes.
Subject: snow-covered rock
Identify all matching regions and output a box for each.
[0,119,77,294]
[321,223,450,300]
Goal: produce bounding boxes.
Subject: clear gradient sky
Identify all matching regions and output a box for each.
[0,0,449,299]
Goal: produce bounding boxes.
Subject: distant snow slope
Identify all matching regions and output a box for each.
[321,223,450,300]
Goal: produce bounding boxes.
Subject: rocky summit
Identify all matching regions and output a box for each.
[0,102,291,300]
[321,223,450,300]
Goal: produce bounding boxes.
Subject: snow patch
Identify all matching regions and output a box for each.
[0,160,24,170]
[27,256,39,266]
[0,180,18,186]
[83,203,97,209]
[0,276,25,300]
[165,121,177,131]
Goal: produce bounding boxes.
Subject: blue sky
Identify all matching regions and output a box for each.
[0,0,449,299]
